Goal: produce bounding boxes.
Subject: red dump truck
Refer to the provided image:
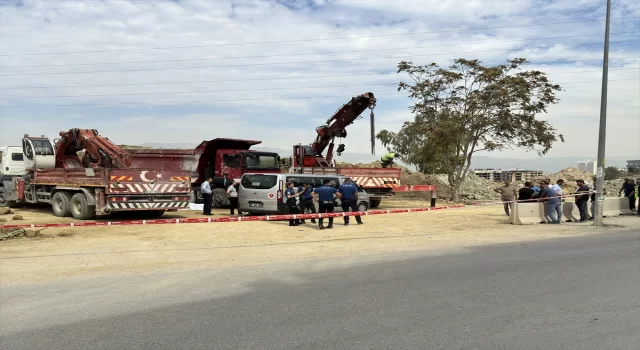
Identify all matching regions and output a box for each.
[127,138,282,207]
[0,130,191,219]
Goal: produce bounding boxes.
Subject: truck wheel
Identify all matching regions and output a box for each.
[358,202,368,212]
[51,191,72,217]
[370,199,381,208]
[145,210,166,218]
[212,188,229,208]
[70,193,96,220]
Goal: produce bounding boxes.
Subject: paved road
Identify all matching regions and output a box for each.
[1,230,639,349]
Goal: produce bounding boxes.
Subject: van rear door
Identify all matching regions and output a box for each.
[239,173,282,213]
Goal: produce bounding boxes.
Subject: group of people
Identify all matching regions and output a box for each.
[284,177,363,229]
[495,177,640,224]
[199,177,243,216]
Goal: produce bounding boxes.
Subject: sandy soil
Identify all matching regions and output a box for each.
[1,199,636,284]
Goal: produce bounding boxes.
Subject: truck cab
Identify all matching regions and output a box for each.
[126,138,282,207]
[0,146,26,177]
[0,146,26,207]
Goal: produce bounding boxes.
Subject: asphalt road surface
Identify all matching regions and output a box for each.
[1,229,639,349]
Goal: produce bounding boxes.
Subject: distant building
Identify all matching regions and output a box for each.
[627,159,640,170]
[472,168,544,182]
[577,160,597,175]
[473,169,502,181]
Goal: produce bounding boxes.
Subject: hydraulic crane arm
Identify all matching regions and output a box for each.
[55,128,131,168]
[311,92,376,162]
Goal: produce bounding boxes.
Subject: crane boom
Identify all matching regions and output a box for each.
[55,128,131,168]
[291,92,376,172]
[311,92,376,160]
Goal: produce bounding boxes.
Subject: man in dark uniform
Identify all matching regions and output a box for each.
[312,179,340,230]
[284,182,302,226]
[297,182,316,224]
[338,177,363,225]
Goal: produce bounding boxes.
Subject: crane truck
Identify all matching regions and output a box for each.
[290,92,401,208]
[0,129,191,219]
[125,138,282,208]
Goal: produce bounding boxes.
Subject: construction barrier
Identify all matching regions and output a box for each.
[512,196,635,225]
[0,205,466,229]
[600,197,634,216]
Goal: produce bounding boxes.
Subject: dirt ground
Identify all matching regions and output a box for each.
[1,198,636,284]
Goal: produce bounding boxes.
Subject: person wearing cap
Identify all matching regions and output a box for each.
[285,182,303,226]
[298,181,316,224]
[312,179,340,229]
[226,180,242,216]
[338,177,363,225]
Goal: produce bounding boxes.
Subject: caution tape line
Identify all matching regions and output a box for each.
[0,191,603,230]
[0,205,467,229]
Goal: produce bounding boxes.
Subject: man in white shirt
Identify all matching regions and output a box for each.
[551,179,564,194]
[201,177,213,215]
[227,180,242,216]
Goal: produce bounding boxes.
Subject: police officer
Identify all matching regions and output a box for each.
[338,177,363,225]
[298,181,316,224]
[284,182,302,226]
[312,179,339,229]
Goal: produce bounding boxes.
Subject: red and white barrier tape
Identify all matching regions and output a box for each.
[0,190,602,230]
[0,205,468,229]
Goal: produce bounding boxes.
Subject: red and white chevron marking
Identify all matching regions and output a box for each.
[109,183,187,193]
[350,176,399,188]
[107,201,190,210]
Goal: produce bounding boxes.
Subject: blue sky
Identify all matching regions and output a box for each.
[0,0,638,159]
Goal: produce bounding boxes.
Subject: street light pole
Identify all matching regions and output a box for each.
[593,0,612,228]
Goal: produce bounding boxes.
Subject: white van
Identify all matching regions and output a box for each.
[238,173,370,215]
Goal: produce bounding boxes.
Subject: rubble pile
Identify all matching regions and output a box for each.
[534,167,595,193]
[336,161,387,168]
[603,179,624,196]
[0,228,39,241]
[422,173,501,201]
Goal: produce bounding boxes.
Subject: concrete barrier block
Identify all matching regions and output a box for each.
[512,201,580,225]
[603,197,633,216]
[511,203,545,225]
[561,202,581,222]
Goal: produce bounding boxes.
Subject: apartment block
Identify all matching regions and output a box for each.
[472,168,544,182]
[577,160,597,175]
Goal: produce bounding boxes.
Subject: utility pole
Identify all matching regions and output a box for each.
[593,0,612,228]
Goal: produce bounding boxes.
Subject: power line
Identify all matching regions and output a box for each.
[1,39,638,77]
[0,0,205,12]
[2,31,637,69]
[1,78,638,108]
[1,16,638,57]
[0,56,637,91]
[2,67,637,100]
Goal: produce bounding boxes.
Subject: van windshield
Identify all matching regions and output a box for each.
[244,153,279,170]
[241,174,278,189]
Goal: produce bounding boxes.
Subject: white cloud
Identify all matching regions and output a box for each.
[0,0,638,160]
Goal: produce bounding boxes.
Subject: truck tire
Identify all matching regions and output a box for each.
[51,191,72,217]
[370,199,381,208]
[0,187,6,207]
[358,201,368,212]
[145,210,166,218]
[70,193,96,220]
[212,188,229,208]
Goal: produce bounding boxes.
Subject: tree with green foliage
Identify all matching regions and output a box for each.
[604,166,623,180]
[378,58,564,200]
